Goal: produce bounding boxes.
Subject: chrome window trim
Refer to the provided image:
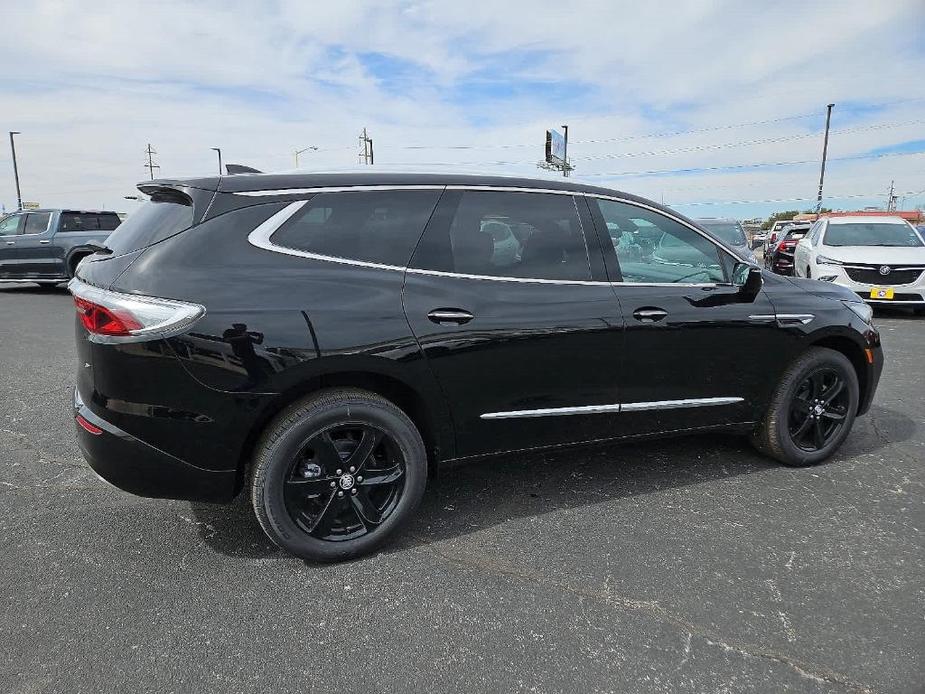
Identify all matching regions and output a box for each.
[236,185,448,197]
[243,184,740,288]
[481,396,743,420]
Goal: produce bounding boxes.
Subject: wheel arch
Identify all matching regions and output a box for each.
[234,367,451,496]
[807,333,868,413]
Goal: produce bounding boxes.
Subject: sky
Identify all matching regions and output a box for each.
[1,0,924,219]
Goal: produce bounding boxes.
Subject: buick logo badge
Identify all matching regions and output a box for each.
[878,265,891,276]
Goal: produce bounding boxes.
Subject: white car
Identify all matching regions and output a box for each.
[793,216,925,313]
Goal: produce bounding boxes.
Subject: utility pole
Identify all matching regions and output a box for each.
[561,124,569,178]
[211,147,223,175]
[815,103,835,213]
[8,131,22,211]
[358,128,373,165]
[144,143,160,180]
[887,180,896,212]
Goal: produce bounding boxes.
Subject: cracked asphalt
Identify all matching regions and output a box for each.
[1,282,923,693]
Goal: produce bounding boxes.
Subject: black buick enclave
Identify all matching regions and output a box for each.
[71,172,883,561]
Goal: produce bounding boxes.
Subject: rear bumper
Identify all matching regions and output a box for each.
[73,388,236,502]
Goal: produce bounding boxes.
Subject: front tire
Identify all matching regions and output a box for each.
[250,388,427,562]
[752,347,859,466]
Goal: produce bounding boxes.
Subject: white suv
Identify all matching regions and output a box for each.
[794,215,925,313]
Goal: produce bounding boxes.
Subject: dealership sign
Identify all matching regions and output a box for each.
[545,129,566,165]
[22,202,40,210]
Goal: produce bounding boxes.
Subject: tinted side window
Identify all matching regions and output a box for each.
[60,213,101,232]
[97,214,122,231]
[413,191,591,281]
[0,214,24,235]
[23,212,51,234]
[596,200,726,284]
[271,191,441,267]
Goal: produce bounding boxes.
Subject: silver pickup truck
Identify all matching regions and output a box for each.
[0,209,121,287]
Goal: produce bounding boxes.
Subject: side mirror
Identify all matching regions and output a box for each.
[733,262,762,300]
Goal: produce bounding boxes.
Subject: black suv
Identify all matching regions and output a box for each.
[70,173,883,561]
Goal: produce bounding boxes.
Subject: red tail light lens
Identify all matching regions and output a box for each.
[75,414,103,435]
[68,279,205,343]
[74,296,143,336]
[781,240,797,250]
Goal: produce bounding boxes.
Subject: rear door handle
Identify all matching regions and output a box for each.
[427,309,474,325]
[39,240,50,244]
[632,307,668,323]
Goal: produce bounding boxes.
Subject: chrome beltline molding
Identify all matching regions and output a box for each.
[480,396,743,420]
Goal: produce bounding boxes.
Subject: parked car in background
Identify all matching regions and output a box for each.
[0,209,121,286]
[695,218,757,263]
[750,229,768,249]
[70,171,882,562]
[764,222,811,275]
[794,215,925,314]
[765,219,796,253]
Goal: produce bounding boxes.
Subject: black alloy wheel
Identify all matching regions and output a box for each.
[751,347,859,466]
[251,388,427,562]
[787,368,850,452]
[284,424,405,541]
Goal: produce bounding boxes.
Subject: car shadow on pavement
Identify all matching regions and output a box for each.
[0,283,67,294]
[188,405,915,562]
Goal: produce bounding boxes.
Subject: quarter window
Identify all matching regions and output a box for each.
[23,212,51,235]
[596,200,727,284]
[271,191,441,267]
[412,191,591,281]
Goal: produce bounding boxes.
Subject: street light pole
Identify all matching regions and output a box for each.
[9,131,23,211]
[815,103,835,214]
[211,147,223,175]
[294,146,318,168]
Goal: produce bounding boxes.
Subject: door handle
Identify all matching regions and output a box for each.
[427,309,474,325]
[39,240,50,244]
[4,241,14,246]
[632,307,668,323]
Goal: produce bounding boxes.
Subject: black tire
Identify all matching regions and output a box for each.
[68,253,89,278]
[250,388,427,562]
[751,347,859,467]
[805,266,812,279]
[34,283,62,290]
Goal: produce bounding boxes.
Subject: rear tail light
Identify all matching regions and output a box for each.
[75,414,103,435]
[68,279,205,343]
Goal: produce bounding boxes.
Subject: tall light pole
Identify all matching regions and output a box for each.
[211,147,223,175]
[815,103,835,214]
[294,146,318,168]
[9,131,23,211]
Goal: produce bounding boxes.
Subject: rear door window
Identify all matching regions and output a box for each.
[104,194,194,255]
[60,213,101,232]
[23,212,51,235]
[270,190,442,267]
[411,191,591,281]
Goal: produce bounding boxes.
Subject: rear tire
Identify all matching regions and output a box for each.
[250,388,427,562]
[68,253,90,278]
[751,347,858,466]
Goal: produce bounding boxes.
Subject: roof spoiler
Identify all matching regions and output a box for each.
[225,164,263,175]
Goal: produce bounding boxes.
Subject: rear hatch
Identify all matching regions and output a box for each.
[77,181,217,290]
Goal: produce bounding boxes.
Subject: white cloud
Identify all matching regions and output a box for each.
[1,0,923,215]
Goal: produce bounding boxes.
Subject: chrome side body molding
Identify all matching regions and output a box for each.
[480,397,744,420]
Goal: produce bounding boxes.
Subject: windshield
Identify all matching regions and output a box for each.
[823,222,924,248]
[699,222,747,246]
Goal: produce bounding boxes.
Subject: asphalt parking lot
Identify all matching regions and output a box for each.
[1,283,922,693]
